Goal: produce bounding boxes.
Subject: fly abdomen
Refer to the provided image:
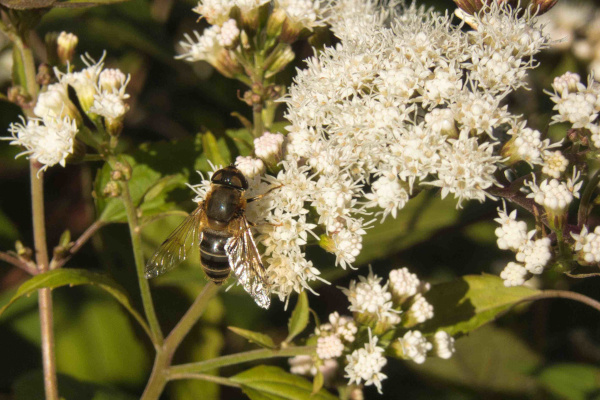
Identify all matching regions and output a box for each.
[200,229,231,284]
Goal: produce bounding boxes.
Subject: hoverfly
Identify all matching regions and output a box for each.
[144,165,272,309]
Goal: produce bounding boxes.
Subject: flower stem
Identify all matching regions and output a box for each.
[120,181,164,346]
[523,290,600,313]
[141,282,220,400]
[169,346,316,375]
[163,281,220,352]
[0,250,37,275]
[167,372,241,388]
[31,161,59,400]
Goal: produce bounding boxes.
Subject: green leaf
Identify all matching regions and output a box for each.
[225,127,254,157]
[538,364,600,400]
[286,291,309,343]
[95,134,205,223]
[229,326,276,349]
[0,269,151,339]
[312,370,324,396]
[202,131,229,167]
[231,366,337,400]
[420,274,539,336]
[410,325,541,395]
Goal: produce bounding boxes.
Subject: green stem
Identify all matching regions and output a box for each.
[31,161,59,400]
[522,290,600,313]
[577,168,600,227]
[141,282,220,400]
[169,346,316,375]
[167,372,241,388]
[163,282,219,352]
[120,181,164,346]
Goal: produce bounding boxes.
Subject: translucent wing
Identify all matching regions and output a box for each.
[145,206,204,279]
[225,216,271,309]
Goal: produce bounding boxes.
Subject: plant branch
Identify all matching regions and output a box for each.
[167,372,241,388]
[30,161,59,400]
[50,220,106,270]
[140,282,220,400]
[164,281,219,353]
[0,250,37,275]
[564,271,600,279]
[120,181,164,346]
[522,290,600,313]
[169,346,316,375]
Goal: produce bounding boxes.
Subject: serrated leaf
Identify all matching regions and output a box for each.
[538,364,600,400]
[286,291,309,343]
[420,274,539,336]
[0,269,150,339]
[231,366,337,400]
[229,326,276,349]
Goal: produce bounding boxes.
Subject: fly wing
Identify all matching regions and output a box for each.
[225,216,271,309]
[145,206,204,279]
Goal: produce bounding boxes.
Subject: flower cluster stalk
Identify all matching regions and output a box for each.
[31,161,59,400]
[119,180,164,346]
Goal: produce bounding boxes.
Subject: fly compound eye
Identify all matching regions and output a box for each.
[211,170,224,183]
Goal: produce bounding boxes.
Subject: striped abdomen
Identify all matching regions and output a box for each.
[200,229,232,284]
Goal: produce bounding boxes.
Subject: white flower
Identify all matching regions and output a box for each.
[34,83,72,119]
[327,312,357,343]
[431,331,455,359]
[551,91,598,129]
[552,72,585,96]
[89,92,128,120]
[98,68,130,94]
[571,226,600,264]
[316,334,344,360]
[407,294,434,324]
[192,0,234,25]
[4,115,78,172]
[525,176,578,213]
[364,172,409,221]
[500,261,528,287]
[177,26,222,64]
[55,53,105,111]
[388,267,421,303]
[494,206,528,252]
[218,19,239,47]
[235,156,265,179]
[254,131,285,165]
[541,151,568,178]
[428,138,500,208]
[345,330,387,394]
[276,0,325,30]
[341,269,400,326]
[397,330,432,364]
[516,237,552,274]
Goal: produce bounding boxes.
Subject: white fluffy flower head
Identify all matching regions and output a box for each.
[345,329,387,393]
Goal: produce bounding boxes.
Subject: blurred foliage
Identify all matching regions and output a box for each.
[0,0,599,399]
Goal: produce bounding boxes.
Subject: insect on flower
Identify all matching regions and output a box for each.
[145,165,275,309]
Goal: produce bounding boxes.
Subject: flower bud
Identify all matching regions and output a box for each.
[266,7,287,40]
[57,32,78,65]
[99,69,129,94]
[15,240,33,261]
[103,180,121,198]
[36,63,52,86]
[264,44,295,79]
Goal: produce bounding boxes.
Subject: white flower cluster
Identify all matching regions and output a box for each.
[495,205,553,287]
[304,267,453,393]
[539,2,600,78]
[290,267,454,393]
[571,226,600,265]
[4,50,130,172]
[524,168,582,214]
[548,72,600,148]
[180,0,327,70]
